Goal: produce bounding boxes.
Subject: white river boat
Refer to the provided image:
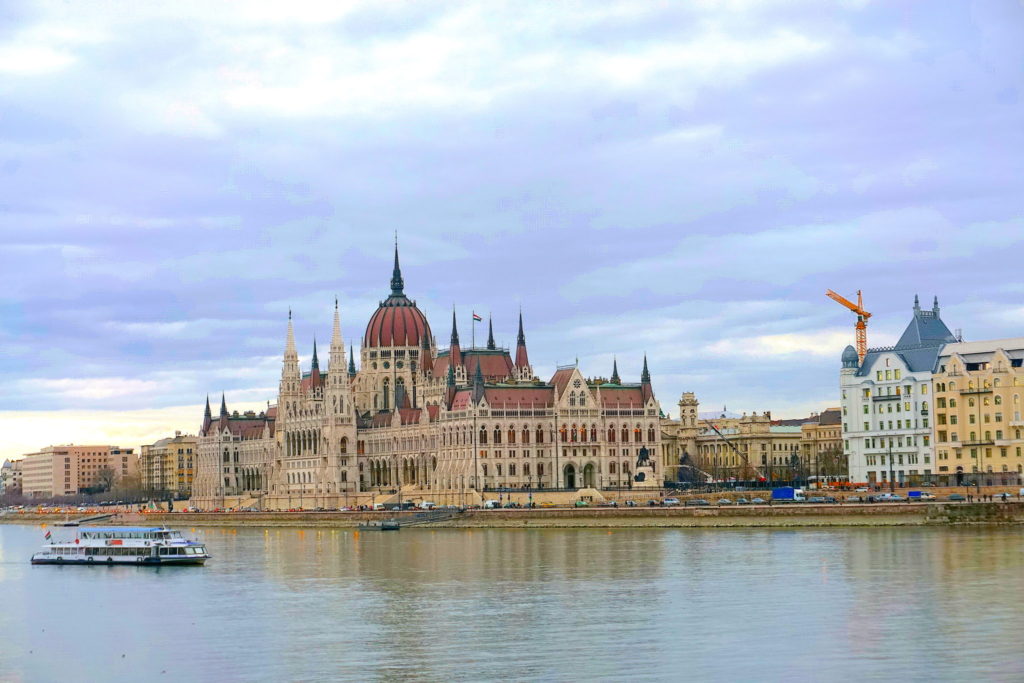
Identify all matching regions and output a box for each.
[30,526,210,566]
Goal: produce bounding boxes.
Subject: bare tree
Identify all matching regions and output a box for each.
[96,467,118,492]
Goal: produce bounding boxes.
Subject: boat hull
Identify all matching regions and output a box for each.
[31,556,208,566]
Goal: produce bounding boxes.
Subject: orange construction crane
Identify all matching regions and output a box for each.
[826,289,872,363]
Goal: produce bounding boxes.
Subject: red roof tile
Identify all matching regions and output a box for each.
[598,386,645,407]
[482,387,554,408]
[549,368,575,395]
[364,298,432,348]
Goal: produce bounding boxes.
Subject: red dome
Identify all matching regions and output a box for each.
[363,295,432,348]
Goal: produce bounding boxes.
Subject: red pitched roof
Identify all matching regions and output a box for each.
[598,386,645,407]
[398,408,422,425]
[450,389,474,410]
[549,368,575,395]
[482,387,554,408]
[464,351,514,381]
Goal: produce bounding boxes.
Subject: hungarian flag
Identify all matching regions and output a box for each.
[472,312,482,322]
[44,530,51,540]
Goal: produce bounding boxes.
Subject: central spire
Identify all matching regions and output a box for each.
[486,315,496,350]
[390,234,405,297]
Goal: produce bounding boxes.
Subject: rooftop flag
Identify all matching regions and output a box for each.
[472,312,482,322]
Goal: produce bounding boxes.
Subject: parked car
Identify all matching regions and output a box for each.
[624,500,637,507]
[735,497,750,505]
[855,487,869,492]
[751,497,766,504]
[822,496,839,504]
[807,496,827,503]
[483,500,501,509]
[574,500,589,507]
[685,499,710,506]
[663,497,681,506]
[872,493,904,502]
[948,493,966,501]
[717,498,734,505]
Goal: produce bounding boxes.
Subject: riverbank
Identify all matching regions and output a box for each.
[5,501,1024,528]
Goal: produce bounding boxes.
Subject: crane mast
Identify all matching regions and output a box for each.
[826,289,872,363]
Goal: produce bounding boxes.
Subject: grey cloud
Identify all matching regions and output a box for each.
[0,0,1021,427]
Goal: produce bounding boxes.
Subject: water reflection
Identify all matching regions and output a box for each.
[1,525,1023,682]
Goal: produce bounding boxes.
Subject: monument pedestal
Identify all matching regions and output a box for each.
[633,466,659,488]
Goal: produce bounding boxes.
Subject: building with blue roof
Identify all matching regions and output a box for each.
[840,296,956,486]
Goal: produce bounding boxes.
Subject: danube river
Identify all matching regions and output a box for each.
[1,524,1022,682]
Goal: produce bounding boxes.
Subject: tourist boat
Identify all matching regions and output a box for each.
[30,526,211,566]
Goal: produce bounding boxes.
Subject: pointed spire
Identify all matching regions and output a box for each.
[472,360,485,403]
[285,309,297,357]
[390,234,405,296]
[933,295,940,315]
[486,315,496,350]
[515,309,530,370]
[913,293,921,313]
[611,357,621,384]
[220,393,228,418]
[311,338,319,371]
[202,395,212,435]
[449,307,462,367]
[348,344,357,377]
[641,354,651,384]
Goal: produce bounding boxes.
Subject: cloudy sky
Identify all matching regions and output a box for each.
[1,0,1022,459]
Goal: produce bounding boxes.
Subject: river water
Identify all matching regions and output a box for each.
[1,524,1022,682]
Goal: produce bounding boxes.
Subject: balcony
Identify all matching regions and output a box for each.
[962,440,995,447]
[959,387,993,395]
[871,394,901,402]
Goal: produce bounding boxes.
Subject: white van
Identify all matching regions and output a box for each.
[372,503,386,511]
[418,501,436,510]
[483,500,501,509]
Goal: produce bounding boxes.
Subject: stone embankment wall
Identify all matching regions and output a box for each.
[6,502,1024,529]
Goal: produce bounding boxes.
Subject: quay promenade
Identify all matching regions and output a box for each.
[6,500,1024,529]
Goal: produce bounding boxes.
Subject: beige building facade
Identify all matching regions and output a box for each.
[933,338,1024,485]
[658,393,808,484]
[799,408,845,481]
[20,445,138,499]
[0,459,22,497]
[141,432,198,498]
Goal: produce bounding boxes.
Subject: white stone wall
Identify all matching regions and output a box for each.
[841,352,935,485]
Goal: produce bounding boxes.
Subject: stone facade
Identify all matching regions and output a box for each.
[191,247,662,510]
[659,395,806,484]
[840,297,953,486]
[0,459,22,497]
[799,408,844,481]
[933,338,1024,485]
[140,432,198,498]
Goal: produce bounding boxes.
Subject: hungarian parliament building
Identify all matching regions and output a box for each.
[191,247,663,508]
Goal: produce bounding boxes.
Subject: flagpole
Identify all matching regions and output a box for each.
[472,314,475,349]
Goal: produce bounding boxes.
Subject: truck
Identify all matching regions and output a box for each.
[771,486,806,502]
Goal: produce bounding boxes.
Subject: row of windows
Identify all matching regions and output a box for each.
[935,429,1023,443]
[864,453,923,467]
[857,419,930,431]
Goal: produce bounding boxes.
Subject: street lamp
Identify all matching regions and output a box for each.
[888,445,895,494]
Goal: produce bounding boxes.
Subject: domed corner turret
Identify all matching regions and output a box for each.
[841,344,859,369]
